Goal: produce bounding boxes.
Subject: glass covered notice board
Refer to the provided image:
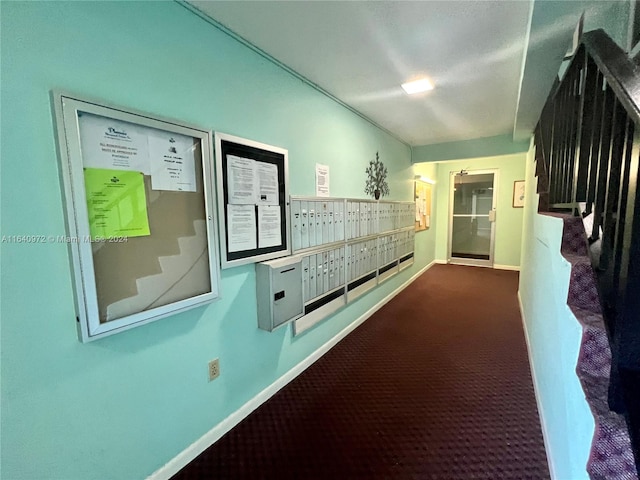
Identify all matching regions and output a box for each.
[215,132,290,269]
[53,92,221,342]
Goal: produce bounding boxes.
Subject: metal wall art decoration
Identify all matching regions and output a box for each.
[364,152,390,200]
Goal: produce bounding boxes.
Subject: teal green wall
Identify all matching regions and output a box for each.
[426,153,526,268]
[518,145,593,479]
[515,0,631,140]
[412,134,530,163]
[0,2,436,479]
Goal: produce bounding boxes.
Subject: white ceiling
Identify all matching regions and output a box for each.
[186,1,620,148]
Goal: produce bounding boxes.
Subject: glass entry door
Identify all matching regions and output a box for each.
[448,170,497,266]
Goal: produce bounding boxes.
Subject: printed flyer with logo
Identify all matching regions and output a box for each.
[83,168,150,240]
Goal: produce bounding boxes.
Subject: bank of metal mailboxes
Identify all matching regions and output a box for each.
[256,255,304,331]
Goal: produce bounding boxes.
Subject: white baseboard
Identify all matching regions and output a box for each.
[434,259,520,272]
[494,264,521,271]
[147,259,438,480]
[517,291,557,480]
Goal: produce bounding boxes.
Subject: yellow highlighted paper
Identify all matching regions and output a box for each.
[84,168,150,240]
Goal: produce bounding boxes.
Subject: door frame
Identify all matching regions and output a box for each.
[447,168,499,267]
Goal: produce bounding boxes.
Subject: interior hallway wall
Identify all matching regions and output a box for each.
[518,144,593,480]
[0,3,437,479]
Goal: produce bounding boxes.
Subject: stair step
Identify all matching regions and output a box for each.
[571,306,611,379]
[562,216,589,256]
[579,374,639,480]
[540,211,572,219]
[563,254,602,314]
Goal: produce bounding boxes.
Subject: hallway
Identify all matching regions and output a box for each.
[174,264,549,479]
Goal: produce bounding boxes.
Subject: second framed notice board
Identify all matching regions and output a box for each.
[53,91,221,342]
[215,132,290,269]
[415,179,432,231]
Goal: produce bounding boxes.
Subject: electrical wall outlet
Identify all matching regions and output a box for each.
[208,358,220,381]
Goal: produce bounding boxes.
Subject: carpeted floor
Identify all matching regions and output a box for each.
[174,264,550,479]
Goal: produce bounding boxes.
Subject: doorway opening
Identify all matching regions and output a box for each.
[448,169,498,267]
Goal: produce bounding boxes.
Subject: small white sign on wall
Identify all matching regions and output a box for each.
[315,163,330,197]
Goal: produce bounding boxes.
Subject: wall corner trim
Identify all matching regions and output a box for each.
[493,264,521,271]
[517,290,557,480]
[147,260,438,480]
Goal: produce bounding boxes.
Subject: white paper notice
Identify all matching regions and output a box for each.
[315,163,330,197]
[256,162,279,205]
[227,205,257,252]
[148,131,196,191]
[227,155,257,204]
[78,112,150,173]
[258,205,281,248]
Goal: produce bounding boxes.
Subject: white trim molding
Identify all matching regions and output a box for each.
[517,291,557,480]
[147,259,438,480]
[493,264,521,271]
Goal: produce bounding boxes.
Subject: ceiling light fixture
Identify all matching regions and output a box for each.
[401,78,434,95]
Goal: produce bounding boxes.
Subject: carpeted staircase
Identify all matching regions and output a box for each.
[540,211,638,479]
[532,28,640,477]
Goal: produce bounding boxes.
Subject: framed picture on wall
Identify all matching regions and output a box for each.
[513,180,525,208]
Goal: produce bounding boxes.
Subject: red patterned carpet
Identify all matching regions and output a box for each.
[174,264,550,479]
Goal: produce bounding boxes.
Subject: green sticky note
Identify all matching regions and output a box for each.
[84,168,150,240]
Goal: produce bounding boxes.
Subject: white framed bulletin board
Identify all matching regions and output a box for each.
[53,91,221,342]
[215,132,290,269]
[414,179,432,231]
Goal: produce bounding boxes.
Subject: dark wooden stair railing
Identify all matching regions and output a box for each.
[534,28,640,478]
